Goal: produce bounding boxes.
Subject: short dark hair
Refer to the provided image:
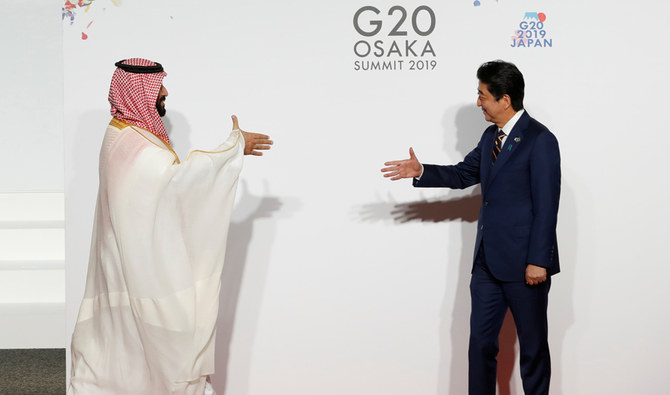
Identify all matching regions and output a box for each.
[477,60,525,111]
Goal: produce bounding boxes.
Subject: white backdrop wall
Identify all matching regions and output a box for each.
[63,1,670,394]
[1,0,63,192]
[0,0,65,349]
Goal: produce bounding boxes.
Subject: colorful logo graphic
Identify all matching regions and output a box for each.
[62,0,123,40]
[62,0,94,25]
[511,12,552,48]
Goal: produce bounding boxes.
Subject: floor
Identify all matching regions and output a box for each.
[0,349,65,395]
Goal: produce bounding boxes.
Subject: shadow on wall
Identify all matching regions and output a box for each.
[163,110,192,161]
[212,181,301,395]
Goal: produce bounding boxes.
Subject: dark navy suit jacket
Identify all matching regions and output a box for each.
[414,111,560,282]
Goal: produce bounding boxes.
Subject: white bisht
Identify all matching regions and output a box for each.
[69,119,244,395]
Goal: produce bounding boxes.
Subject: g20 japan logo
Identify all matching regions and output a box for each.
[353,5,437,71]
[511,12,553,48]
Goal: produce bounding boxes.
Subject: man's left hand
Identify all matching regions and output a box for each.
[525,264,547,285]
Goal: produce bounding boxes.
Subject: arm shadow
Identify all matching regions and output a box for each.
[391,193,480,223]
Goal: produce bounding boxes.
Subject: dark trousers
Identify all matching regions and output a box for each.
[468,249,551,395]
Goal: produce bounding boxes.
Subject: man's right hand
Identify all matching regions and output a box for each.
[231,115,273,156]
[381,147,422,180]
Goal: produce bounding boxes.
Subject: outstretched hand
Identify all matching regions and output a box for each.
[232,115,273,156]
[381,147,422,180]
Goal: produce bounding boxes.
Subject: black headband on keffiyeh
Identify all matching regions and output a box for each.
[114,60,164,74]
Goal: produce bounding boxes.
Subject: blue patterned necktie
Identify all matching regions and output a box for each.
[492,129,506,164]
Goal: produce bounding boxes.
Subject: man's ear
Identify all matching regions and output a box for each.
[500,94,512,110]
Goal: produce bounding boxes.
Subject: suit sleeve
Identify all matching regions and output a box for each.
[527,130,561,268]
[412,132,486,189]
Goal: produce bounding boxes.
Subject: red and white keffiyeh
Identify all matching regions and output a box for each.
[108,58,170,145]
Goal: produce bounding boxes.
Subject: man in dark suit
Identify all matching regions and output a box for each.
[381,60,560,395]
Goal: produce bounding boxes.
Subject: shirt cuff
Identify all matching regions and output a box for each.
[414,164,425,180]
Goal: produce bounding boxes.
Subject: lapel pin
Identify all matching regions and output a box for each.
[514,137,521,142]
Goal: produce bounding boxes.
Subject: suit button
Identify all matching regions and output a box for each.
[484,201,489,206]
[480,225,484,230]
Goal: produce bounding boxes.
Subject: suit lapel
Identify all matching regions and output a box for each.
[485,111,530,187]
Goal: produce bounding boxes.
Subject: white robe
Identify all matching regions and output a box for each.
[68,119,243,395]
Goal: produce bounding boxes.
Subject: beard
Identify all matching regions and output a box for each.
[156,95,167,117]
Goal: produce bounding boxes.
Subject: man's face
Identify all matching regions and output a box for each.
[156,85,168,117]
[476,81,506,125]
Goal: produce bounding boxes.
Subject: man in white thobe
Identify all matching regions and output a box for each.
[68,58,272,395]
